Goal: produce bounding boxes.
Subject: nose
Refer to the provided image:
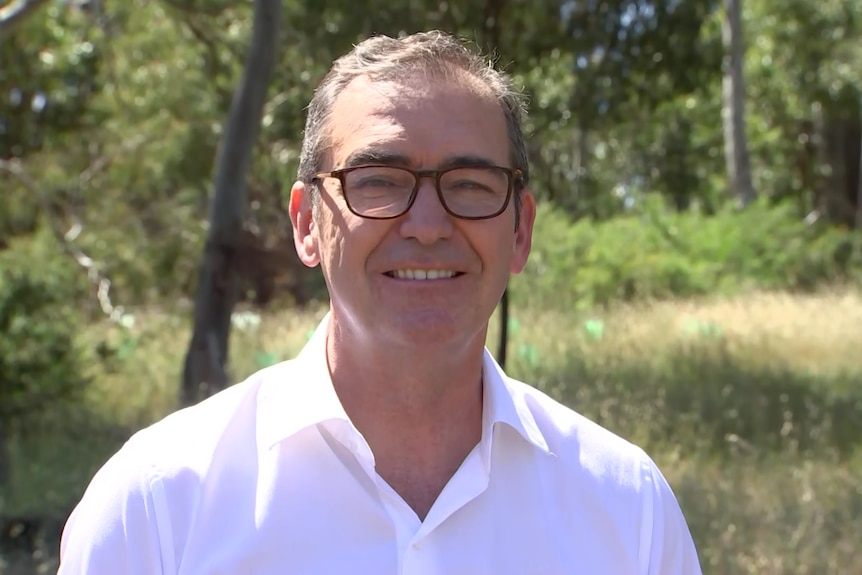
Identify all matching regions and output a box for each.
[398,178,453,244]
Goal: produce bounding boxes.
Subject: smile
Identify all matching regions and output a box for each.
[384,269,461,280]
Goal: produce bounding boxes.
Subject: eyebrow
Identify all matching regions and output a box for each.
[343,149,411,168]
[437,155,499,170]
[342,149,500,170]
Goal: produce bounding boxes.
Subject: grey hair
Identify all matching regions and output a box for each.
[297,30,530,216]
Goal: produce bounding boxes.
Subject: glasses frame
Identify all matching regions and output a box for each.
[312,164,523,220]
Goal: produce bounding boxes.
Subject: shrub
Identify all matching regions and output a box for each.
[514,198,862,310]
[0,235,91,446]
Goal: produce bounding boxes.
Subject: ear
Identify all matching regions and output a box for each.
[289,181,320,268]
[510,190,536,275]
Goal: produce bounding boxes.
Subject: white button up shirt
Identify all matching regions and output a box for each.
[58,314,702,574]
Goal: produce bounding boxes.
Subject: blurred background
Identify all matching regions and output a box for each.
[1,0,861,572]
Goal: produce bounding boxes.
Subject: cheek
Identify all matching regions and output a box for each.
[475,219,518,259]
[327,230,352,272]
[319,214,383,273]
[314,212,347,271]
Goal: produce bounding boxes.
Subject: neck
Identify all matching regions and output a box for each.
[324,312,487,519]
[326,314,486,430]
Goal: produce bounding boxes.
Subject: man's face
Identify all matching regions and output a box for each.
[290,74,535,350]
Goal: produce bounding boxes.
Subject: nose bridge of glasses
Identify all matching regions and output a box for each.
[413,169,443,189]
[411,170,450,212]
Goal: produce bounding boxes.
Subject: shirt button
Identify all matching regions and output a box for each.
[412,542,422,550]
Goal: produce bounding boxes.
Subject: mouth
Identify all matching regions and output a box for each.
[383,269,463,280]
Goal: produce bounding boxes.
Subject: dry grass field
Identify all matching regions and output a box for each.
[2,289,861,573]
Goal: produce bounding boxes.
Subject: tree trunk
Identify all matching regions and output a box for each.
[0,0,51,34]
[0,418,10,490]
[498,284,509,369]
[181,0,282,407]
[856,105,862,229]
[721,0,757,208]
[816,112,861,227]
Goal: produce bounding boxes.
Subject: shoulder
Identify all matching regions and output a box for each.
[58,361,299,571]
[123,358,309,478]
[63,362,291,515]
[504,376,652,481]
[502,377,703,574]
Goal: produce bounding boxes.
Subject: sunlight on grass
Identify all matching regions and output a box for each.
[492,287,862,377]
[659,450,862,574]
[75,303,330,427]
[5,290,862,573]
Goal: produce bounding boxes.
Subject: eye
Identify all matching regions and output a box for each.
[442,167,508,195]
[354,176,399,187]
[450,179,494,192]
[346,167,414,189]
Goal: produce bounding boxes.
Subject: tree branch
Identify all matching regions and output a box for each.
[0,158,126,323]
[0,0,51,35]
[78,134,149,186]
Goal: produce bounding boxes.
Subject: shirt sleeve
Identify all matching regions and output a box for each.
[57,440,171,574]
[641,457,703,575]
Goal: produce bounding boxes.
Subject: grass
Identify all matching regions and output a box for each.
[3,288,862,573]
[498,290,862,454]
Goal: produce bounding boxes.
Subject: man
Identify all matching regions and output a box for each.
[58,31,702,573]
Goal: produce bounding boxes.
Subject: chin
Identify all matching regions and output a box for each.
[384,309,482,349]
[386,310,458,337]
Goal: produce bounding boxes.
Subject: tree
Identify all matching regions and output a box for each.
[0,0,51,34]
[722,0,756,208]
[181,0,282,406]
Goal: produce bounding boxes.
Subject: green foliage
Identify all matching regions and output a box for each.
[0,2,102,160]
[515,199,862,310]
[0,243,89,425]
[2,2,861,568]
[2,0,859,307]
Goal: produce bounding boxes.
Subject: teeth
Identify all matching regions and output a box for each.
[391,269,457,280]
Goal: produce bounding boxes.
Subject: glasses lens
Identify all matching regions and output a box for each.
[440,167,510,218]
[343,166,414,218]
[339,165,512,219]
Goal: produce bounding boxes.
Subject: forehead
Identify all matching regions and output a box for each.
[326,74,510,169]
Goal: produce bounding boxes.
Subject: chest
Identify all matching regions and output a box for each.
[374,455,465,521]
[174,493,637,575]
[165,439,642,575]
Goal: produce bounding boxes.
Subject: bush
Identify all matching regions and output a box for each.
[0,243,89,429]
[514,198,862,310]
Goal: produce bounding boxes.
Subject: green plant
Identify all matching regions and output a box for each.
[514,199,862,310]
[0,272,88,425]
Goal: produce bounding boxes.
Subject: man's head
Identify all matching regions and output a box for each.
[297,31,530,217]
[289,30,535,351]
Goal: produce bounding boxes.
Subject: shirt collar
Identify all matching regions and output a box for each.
[257,312,350,450]
[480,347,552,456]
[257,312,551,456]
